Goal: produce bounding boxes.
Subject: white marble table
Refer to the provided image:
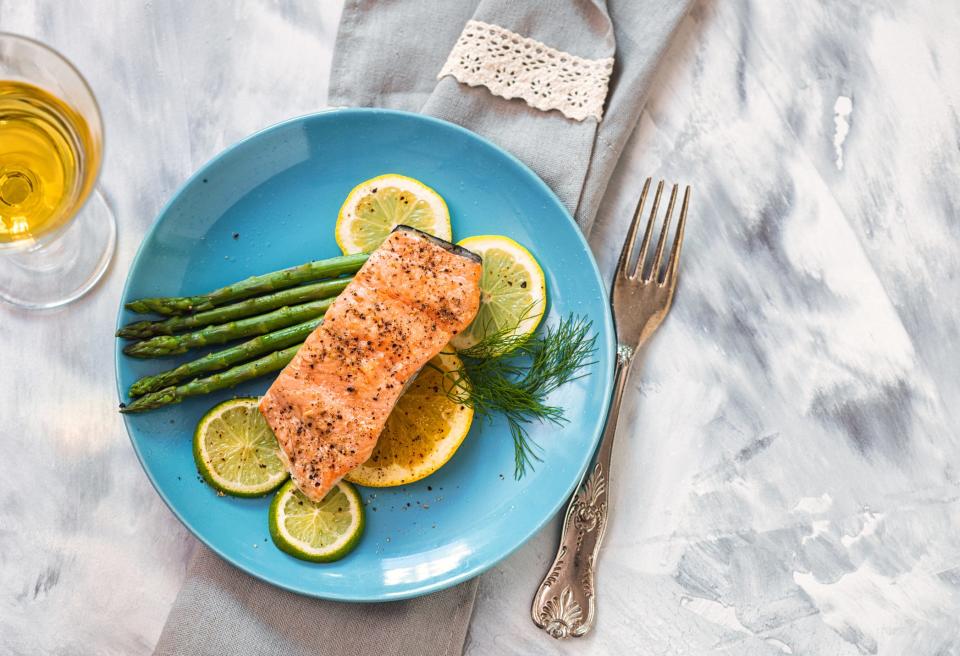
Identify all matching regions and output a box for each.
[3,2,960,654]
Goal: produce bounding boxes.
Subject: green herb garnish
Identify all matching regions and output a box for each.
[436,314,597,478]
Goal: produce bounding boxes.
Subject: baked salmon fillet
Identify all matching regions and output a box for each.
[259,226,482,501]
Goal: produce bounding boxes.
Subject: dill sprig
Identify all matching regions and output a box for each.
[436,314,597,478]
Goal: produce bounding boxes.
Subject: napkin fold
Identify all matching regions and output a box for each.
[153,1,690,655]
[330,0,692,234]
[154,547,475,656]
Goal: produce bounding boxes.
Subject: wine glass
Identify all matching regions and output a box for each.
[0,33,116,309]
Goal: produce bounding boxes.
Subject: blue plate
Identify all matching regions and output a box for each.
[116,109,615,601]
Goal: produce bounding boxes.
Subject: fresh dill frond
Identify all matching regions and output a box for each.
[437,314,597,478]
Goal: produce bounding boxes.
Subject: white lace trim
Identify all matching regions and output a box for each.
[438,20,614,122]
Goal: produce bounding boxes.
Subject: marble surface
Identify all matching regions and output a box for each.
[2,1,960,654]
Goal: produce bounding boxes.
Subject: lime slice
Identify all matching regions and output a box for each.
[450,235,547,352]
[345,351,473,487]
[193,398,289,497]
[269,480,365,562]
[335,174,451,254]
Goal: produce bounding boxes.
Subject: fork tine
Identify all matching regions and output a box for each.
[616,177,652,277]
[664,185,691,286]
[646,183,679,282]
[634,180,665,279]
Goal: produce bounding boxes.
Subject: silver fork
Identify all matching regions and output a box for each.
[531,178,691,639]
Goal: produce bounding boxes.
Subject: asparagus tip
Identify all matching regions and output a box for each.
[121,387,179,413]
[117,327,144,339]
[117,321,168,339]
[123,336,184,358]
[125,300,151,314]
[122,342,146,357]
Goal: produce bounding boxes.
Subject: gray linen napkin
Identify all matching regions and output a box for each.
[154,2,690,655]
[331,0,692,233]
[154,547,476,656]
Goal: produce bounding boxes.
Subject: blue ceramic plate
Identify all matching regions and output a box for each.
[116,109,615,601]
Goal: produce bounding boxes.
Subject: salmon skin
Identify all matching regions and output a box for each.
[259,226,482,501]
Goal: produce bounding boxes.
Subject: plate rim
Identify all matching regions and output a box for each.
[115,107,615,601]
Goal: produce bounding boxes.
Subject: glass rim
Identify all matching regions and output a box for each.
[0,31,104,134]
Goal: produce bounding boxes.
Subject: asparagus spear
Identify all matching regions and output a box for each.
[128,318,319,396]
[123,298,332,358]
[125,253,368,315]
[117,278,349,339]
[120,345,301,413]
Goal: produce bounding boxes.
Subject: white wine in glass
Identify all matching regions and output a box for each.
[0,33,116,309]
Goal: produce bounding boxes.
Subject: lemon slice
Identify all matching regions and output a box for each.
[193,398,289,497]
[335,174,452,254]
[269,480,364,562]
[450,235,547,352]
[345,351,473,487]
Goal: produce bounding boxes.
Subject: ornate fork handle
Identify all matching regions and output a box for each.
[531,178,690,639]
[531,346,632,639]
